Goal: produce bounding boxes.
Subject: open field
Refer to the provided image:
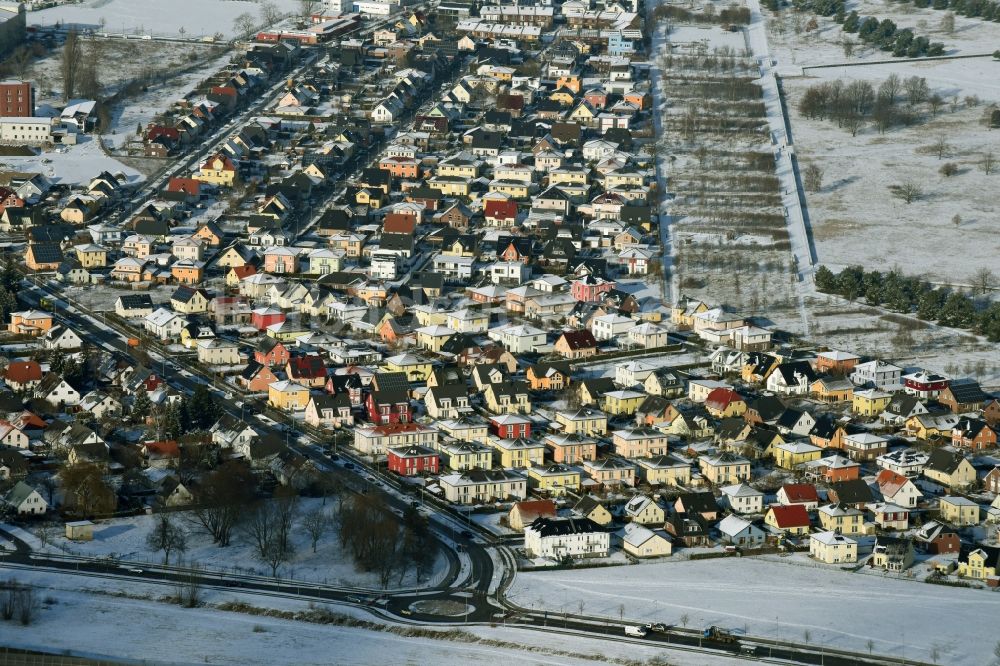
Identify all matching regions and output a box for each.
[509,556,999,665]
[0,136,141,185]
[0,568,745,666]
[29,0,303,40]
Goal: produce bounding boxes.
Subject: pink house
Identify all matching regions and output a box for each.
[570,275,615,303]
[262,247,299,274]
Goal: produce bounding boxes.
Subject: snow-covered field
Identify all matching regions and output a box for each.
[0,568,747,666]
[509,556,998,665]
[31,499,448,590]
[0,136,141,186]
[29,0,303,40]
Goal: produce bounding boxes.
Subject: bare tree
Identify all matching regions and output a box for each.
[299,0,320,18]
[840,37,855,58]
[233,13,256,39]
[260,534,293,578]
[191,461,255,547]
[929,93,945,116]
[878,74,902,105]
[867,639,875,654]
[1,582,15,620]
[972,268,996,295]
[302,508,329,553]
[61,29,83,101]
[982,151,995,175]
[260,1,281,25]
[680,613,690,628]
[11,46,32,81]
[904,76,929,105]
[890,182,922,204]
[146,514,188,565]
[618,603,625,621]
[803,163,824,192]
[17,587,38,626]
[931,137,950,159]
[952,214,962,228]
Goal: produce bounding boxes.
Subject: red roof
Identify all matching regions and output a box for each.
[876,469,910,496]
[288,354,327,379]
[383,213,417,234]
[485,199,518,220]
[232,264,257,279]
[166,177,203,196]
[768,504,811,528]
[5,360,42,384]
[512,499,556,520]
[780,483,819,503]
[705,388,744,411]
[144,440,180,457]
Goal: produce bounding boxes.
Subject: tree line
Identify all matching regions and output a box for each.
[798,75,947,135]
[652,3,751,27]
[815,265,1000,340]
[905,0,1000,23]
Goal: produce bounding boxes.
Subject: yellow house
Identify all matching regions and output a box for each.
[924,451,977,489]
[671,297,709,328]
[605,171,644,189]
[637,456,691,487]
[549,89,575,106]
[8,310,54,336]
[197,153,238,187]
[582,457,636,486]
[415,325,454,352]
[383,353,434,382]
[574,496,613,526]
[602,390,646,416]
[851,389,892,416]
[490,437,545,468]
[483,383,532,415]
[699,452,751,485]
[549,169,588,187]
[957,548,998,579]
[428,176,471,197]
[488,180,530,199]
[267,380,310,411]
[527,463,581,496]
[905,414,957,440]
[436,159,479,179]
[74,244,108,268]
[773,441,823,470]
[555,408,608,437]
[818,503,865,535]
[811,377,854,403]
[568,101,596,124]
[939,496,980,526]
[764,505,811,536]
[438,418,489,444]
[809,531,858,564]
[266,322,310,342]
[622,523,673,558]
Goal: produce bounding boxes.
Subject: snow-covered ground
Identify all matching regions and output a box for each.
[0,136,141,186]
[509,556,998,665]
[29,499,448,590]
[29,0,304,40]
[0,568,747,666]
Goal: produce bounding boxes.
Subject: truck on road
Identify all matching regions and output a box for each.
[624,626,648,638]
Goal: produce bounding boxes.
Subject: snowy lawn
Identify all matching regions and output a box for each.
[33,498,448,591]
[0,569,749,666]
[509,555,999,665]
[29,0,304,40]
[0,136,141,186]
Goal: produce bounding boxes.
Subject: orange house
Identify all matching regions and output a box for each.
[527,363,572,391]
[555,75,581,94]
[9,310,54,336]
[172,261,204,285]
[623,91,651,110]
[379,156,420,179]
[242,363,278,392]
[25,243,62,271]
[193,223,224,247]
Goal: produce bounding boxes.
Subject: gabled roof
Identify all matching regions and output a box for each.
[767,504,811,528]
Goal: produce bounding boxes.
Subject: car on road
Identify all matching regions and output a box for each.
[400,609,412,616]
[646,623,669,633]
[327,452,340,461]
[125,567,144,574]
[624,626,648,638]
[347,595,363,603]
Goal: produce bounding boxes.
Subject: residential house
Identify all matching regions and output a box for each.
[810,531,858,564]
[439,469,527,504]
[719,483,764,514]
[524,517,610,559]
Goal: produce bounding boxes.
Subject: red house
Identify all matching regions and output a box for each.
[570,275,615,303]
[387,445,440,476]
[490,414,532,439]
[485,199,518,226]
[0,187,24,213]
[383,212,417,234]
[286,354,328,388]
[903,371,949,399]
[251,307,286,331]
[254,338,290,367]
[951,417,998,451]
[365,389,412,425]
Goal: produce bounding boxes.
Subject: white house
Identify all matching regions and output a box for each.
[615,359,659,388]
[809,531,858,564]
[3,481,47,516]
[627,322,670,349]
[851,360,903,390]
[719,483,764,514]
[144,308,186,340]
[717,515,766,547]
[42,324,83,350]
[439,469,527,504]
[488,324,547,354]
[196,338,242,366]
[524,516,610,559]
[591,313,633,341]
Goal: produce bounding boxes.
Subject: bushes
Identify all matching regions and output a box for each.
[838,9,943,56]
[814,265,1000,339]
